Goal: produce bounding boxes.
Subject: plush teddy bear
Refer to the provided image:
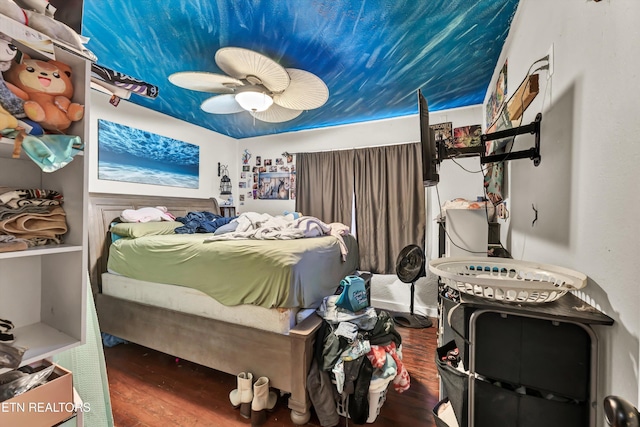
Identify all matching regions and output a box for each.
[4,54,84,132]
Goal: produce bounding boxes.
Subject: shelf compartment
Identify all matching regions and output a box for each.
[9,322,80,367]
[0,14,88,387]
[0,244,82,259]
[0,253,86,370]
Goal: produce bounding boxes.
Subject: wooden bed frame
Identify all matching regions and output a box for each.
[88,193,321,424]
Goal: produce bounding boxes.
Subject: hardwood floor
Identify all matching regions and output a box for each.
[104,319,440,427]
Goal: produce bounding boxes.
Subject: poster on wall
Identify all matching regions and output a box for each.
[242,149,252,164]
[483,106,515,205]
[486,60,508,128]
[97,119,199,188]
[430,122,453,148]
[290,171,296,200]
[453,125,482,148]
[257,172,290,200]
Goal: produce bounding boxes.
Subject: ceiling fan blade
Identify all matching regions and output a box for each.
[169,71,243,93]
[273,68,329,110]
[201,94,245,114]
[215,47,290,92]
[251,104,303,123]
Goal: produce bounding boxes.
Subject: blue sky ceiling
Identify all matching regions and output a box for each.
[82,0,519,139]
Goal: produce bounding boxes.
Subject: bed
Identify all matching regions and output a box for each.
[88,193,359,424]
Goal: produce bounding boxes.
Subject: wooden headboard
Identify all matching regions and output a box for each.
[88,193,220,295]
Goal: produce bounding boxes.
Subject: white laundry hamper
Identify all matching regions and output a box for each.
[429,257,587,304]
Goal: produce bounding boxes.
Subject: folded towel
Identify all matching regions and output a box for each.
[0,189,63,209]
[0,206,67,241]
[0,235,28,253]
[0,204,50,220]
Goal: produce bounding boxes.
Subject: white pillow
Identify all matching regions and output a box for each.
[120,206,175,223]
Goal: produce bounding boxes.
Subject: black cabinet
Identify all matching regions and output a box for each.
[436,292,613,427]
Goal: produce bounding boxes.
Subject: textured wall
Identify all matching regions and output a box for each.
[489,0,640,415]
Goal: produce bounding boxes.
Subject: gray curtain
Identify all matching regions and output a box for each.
[296,150,354,226]
[354,143,425,274]
[297,143,425,275]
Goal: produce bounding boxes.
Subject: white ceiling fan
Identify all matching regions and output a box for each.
[168,47,329,123]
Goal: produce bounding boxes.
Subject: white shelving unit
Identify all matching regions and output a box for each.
[0,18,89,370]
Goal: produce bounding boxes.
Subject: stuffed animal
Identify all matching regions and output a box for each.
[4,54,84,132]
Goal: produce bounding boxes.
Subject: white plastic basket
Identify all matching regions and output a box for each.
[336,386,388,423]
[429,257,587,304]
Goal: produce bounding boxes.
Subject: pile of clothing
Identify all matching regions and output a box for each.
[309,294,410,426]
[204,212,351,261]
[0,188,67,251]
[174,210,235,234]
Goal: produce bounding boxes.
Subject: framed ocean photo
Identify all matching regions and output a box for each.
[98,119,200,189]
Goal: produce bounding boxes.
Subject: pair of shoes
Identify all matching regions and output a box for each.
[0,318,14,343]
[229,373,278,426]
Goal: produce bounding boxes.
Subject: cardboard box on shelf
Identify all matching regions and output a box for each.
[0,360,74,427]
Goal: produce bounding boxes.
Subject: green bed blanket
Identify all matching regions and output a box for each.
[107,233,359,309]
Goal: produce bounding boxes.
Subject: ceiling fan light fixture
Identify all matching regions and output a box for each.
[172,47,327,122]
[235,90,273,112]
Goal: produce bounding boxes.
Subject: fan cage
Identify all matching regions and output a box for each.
[428,257,587,304]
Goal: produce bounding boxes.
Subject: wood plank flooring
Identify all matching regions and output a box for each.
[104,319,440,427]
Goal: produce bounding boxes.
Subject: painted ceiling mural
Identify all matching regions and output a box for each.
[82,0,520,139]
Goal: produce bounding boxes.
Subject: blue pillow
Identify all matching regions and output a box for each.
[213,220,239,235]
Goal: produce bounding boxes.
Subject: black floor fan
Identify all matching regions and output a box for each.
[391,244,433,328]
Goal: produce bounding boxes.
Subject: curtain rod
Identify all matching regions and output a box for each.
[282,141,419,157]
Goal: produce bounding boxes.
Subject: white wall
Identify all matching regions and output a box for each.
[88,91,237,200]
[488,0,640,417]
[239,106,485,317]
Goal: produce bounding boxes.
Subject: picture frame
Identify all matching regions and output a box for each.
[97,119,199,189]
[257,172,290,200]
[430,122,453,148]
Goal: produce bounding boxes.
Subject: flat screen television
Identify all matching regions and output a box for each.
[418,89,439,186]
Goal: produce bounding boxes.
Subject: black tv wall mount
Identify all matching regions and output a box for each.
[480,113,542,166]
[444,113,542,166]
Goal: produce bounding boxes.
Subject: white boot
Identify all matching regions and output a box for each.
[251,377,277,427]
[229,372,254,418]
